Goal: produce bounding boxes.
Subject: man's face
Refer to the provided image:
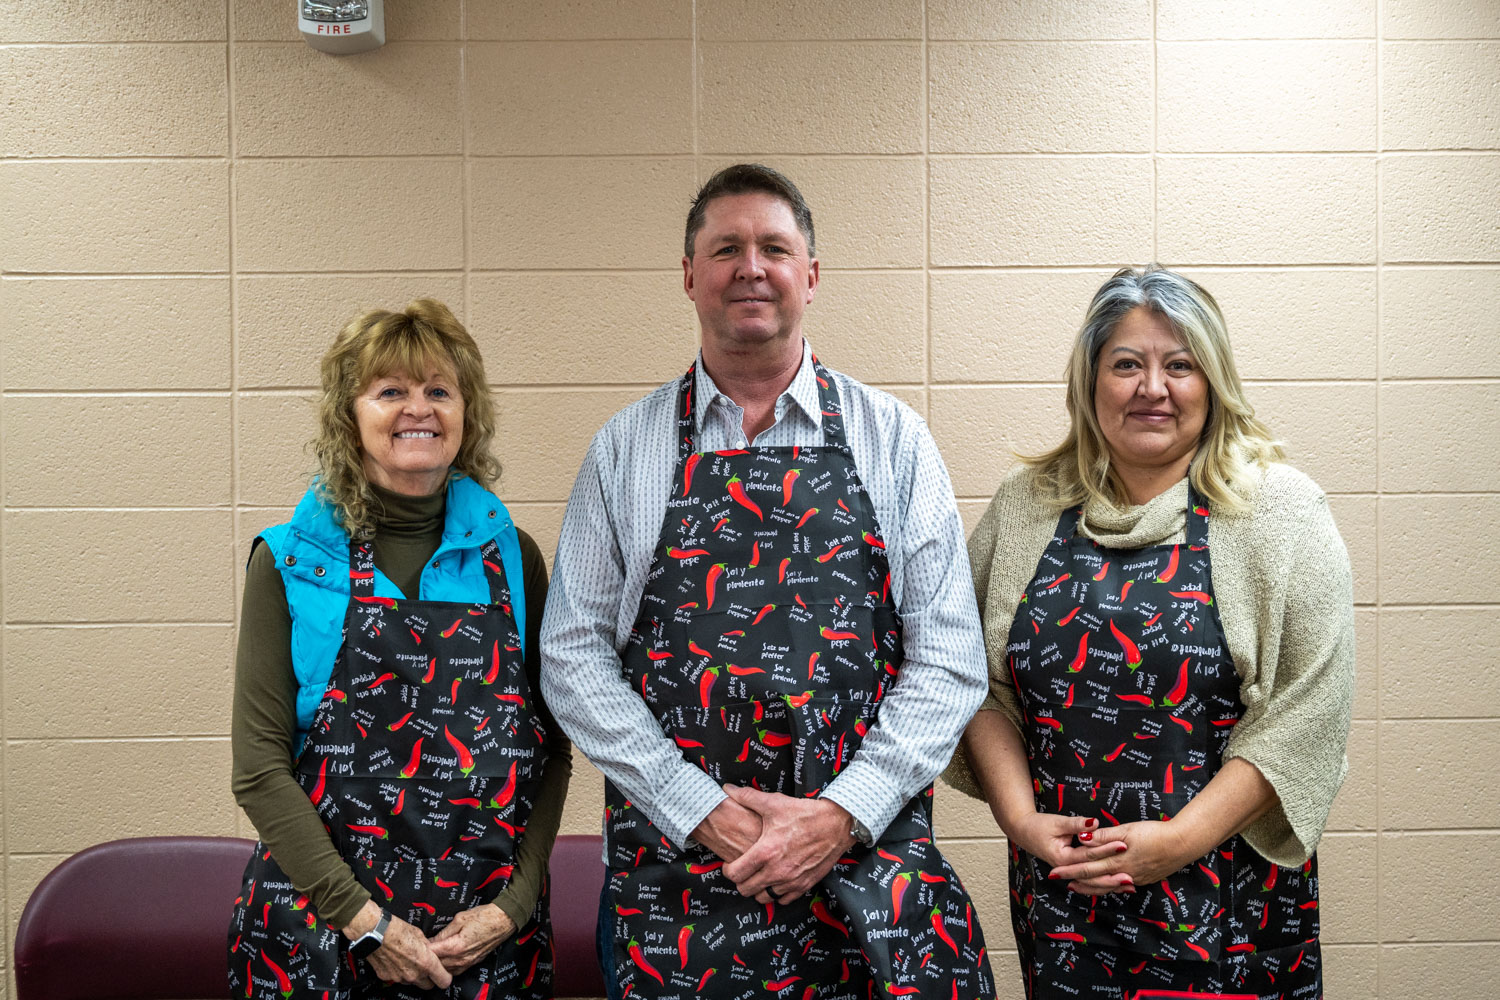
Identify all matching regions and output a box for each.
[684,192,819,352]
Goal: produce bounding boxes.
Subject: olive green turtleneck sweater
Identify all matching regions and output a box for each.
[230,483,572,929]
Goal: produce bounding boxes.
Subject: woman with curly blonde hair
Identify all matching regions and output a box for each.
[229,299,570,998]
[945,266,1353,1000]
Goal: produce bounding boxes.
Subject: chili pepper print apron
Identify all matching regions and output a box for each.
[228,539,553,1000]
[604,359,995,1000]
[1006,493,1320,1000]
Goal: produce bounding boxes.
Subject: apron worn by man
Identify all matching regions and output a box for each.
[228,539,553,1000]
[605,360,995,1000]
[1008,494,1320,1000]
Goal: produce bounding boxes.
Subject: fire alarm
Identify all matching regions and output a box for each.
[299,0,385,54]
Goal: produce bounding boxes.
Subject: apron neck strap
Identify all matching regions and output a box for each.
[477,538,514,607]
[1185,485,1210,548]
[673,355,850,460]
[349,540,377,595]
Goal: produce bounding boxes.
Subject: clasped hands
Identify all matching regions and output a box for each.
[693,784,858,906]
[341,898,518,989]
[1008,810,1200,896]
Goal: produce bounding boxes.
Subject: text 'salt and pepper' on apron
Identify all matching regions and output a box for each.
[229,539,553,1000]
[604,360,995,1000]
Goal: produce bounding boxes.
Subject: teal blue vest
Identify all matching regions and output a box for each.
[255,477,525,752]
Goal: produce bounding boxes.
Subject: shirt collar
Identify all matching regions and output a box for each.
[692,339,822,434]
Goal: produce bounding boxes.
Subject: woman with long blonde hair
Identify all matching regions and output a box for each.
[946,266,1353,1000]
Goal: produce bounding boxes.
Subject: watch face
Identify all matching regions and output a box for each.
[351,934,381,960]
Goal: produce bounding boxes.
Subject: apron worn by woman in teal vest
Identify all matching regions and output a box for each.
[228,539,553,1000]
[1008,493,1320,1000]
[604,359,995,1000]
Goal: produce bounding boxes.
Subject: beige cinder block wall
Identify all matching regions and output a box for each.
[2,1,1496,996]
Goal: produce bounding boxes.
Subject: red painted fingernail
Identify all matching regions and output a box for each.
[1085,818,1097,827]
[1115,844,1127,852]
[1047,872,1060,880]
[1118,876,1133,885]
[1079,831,1093,842]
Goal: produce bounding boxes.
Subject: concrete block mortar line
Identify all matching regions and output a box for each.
[460,0,471,322]
[1374,1,1385,987]
[921,0,930,413]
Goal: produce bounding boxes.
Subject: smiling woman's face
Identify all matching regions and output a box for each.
[1093,306,1209,475]
[354,366,464,496]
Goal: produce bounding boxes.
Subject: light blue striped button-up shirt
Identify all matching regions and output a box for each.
[540,341,987,848]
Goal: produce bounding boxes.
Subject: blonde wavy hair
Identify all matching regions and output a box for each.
[1025,266,1284,514]
[312,299,501,537]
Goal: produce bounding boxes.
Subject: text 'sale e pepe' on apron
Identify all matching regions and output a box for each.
[1006,494,1320,1000]
[604,360,996,1000]
[228,538,554,1000]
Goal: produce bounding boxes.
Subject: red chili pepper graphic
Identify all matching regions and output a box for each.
[443,726,475,775]
[766,977,802,991]
[698,968,717,991]
[1057,606,1082,627]
[386,710,414,733]
[355,595,397,608]
[1068,632,1089,673]
[412,902,436,915]
[730,736,749,762]
[371,876,393,900]
[326,688,346,703]
[805,651,820,679]
[615,904,644,916]
[1194,505,1209,517]
[705,562,727,609]
[668,546,709,559]
[1163,657,1190,707]
[400,738,423,779]
[890,871,912,922]
[1118,579,1135,601]
[686,860,723,874]
[818,543,845,563]
[391,788,406,815]
[781,467,802,504]
[310,757,328,804]
[886,984,920,996]
[682,453,702,496]
[345,823,388,839]
[645,649,673,662]
[440,618,462,638]
[1262,864,1279,892]
[490,760,518,809]
[474,865,513,892]
[263,953,293,998]
[820,626,860,641]
[726,475,763,519]
[1092,561,1111,582]
[1163,763,1174,794]
[434,876,460,888]
[449,797,482,808]
[1035,716,1063,732]
[784,690,815,709]
[1109,620,1143,671]
[860,532,887,552]
[698,666,719,708]
[713,518,729,532]
[1299,899,1319,910]
[795,507,819,529]
[1168,714,1193,733]
[1046,931,1085,943]
[676,923,695,968]
[874,846,902,864]
[1143,612,1162,627]
[1116,693,1153,706]
[364,672,395,691]
[759,728,791,748]
[1103,743,1125,761]
[1170,589,1214,605]
[243,959,253,998]
[480,640,504,685]
[1196,862,1222,887]
[727,663,765,676]
[673,734,705,750]
[1184,939,1210,961]
[688,641,715,658]
[747,541,762,569]
[753,603,776,624]
[419,656,435,683]
[1154,544,1180,583]
[1040,573,1071,592]
[930,907,960,956]
[449,677,461,703]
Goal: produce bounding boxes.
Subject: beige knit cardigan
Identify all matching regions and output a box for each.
[942,463,1355,866]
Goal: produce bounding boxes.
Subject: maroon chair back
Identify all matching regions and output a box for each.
[14,835,256,1000]
[549,833,608,998]
[16,834,607,999]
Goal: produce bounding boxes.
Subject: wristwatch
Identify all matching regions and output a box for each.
[350,907,391,960]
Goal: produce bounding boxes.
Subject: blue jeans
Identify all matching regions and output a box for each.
[595,879,623,1000]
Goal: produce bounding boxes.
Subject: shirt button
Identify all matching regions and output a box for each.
[433,560,441,568]
[488,510,496,518]
[464,531,472,537]
[314,566,325,577]
[284,555,296,567]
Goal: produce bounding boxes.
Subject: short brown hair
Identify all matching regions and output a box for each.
[312,299,501,536]
[684,163,816,258]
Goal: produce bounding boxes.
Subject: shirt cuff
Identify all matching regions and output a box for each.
[821,758,908,844]
[653,763,728,850]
